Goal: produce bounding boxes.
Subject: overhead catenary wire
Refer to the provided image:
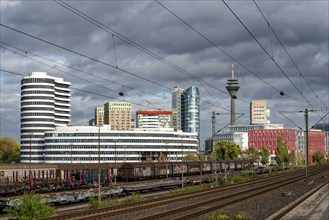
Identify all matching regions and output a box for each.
[221,0,318,110]
[0,41,168,103]
[0,68,165,110]
[155,0,307,105]
[52,0,229,97]
[253,0,328,110]
[0,24,172,91]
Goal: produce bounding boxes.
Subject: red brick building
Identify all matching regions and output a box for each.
[248,128,326,163]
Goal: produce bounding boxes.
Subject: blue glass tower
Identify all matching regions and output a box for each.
[172,85,200,149]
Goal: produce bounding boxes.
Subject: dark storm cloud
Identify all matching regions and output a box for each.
[1,0,328,146]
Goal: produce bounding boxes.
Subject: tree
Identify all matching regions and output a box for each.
[289,150,296,166]
[260,147,270,166]
[276,136,289,166]
[6,192,55,220]
[157,153,167,162]
[214,141,241,160]
[183,153,198,161]
[146,157,153,163]
[197,152,206,161]
[0,137,20,163]
[312,151,325,165]
[242,146,259,165]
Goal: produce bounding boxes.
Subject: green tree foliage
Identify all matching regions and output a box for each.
[183,153,198,161]
[214,141,241,160]
[157,153,167,162]
[289,150,296,166]
[312,151,325,165]
[6,192,55,220]
[260,147,270,166]
[242,146,259,164]
[0,137,20,163]
[276,136,289,166]
[146,157,153,163]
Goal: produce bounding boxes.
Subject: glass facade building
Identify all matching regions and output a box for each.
[172,85,200,149]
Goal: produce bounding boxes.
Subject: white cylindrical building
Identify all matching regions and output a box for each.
[20,72,71,163]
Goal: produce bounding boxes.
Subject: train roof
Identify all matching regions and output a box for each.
[0,163,58,170]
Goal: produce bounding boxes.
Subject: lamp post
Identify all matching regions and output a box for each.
[181,137,184,189]
[166,143,169,179]
[114,139,117,185]
[29,133,33,190]
[97,125,101,201]
[212,111,220,186]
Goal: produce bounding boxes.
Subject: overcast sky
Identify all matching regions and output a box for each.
[1,0,328,148]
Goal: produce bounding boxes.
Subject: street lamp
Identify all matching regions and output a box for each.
[212,111,220,186]
[28,133,33,190]
[114,139,117,185]
[97,125,101,201]
[166,143,169,179]
[181,137,184,189]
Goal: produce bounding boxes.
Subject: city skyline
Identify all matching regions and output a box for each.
[1,1,329,146]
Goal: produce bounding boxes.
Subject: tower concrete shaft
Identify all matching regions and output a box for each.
[225,64,239,126]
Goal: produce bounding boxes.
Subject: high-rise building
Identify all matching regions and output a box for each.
[172,86,184,131]
[104,102,132,130]
[20,72,71,163]
[136,110,172,128]
[95,106,104,125]
[172,85,200,148]
[250,100,270,125]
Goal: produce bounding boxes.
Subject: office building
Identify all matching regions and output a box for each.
[136,110,172,128]
[172,85,200,148]
[250,100,270,124]
[172,86,184,131]
[104,102,132,131]
[43,125,198,163]
[248,128,326,164]
[20,72,71,163]
[95,106,104,125]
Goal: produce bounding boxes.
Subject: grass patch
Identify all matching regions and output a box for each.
[208,212,249,220]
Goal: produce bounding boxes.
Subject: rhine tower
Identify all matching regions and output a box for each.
[225,63,240,126]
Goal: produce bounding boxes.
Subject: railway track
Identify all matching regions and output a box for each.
[43,165,328,220]
[267,180,329,220]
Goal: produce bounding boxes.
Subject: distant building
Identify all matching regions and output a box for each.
[136,110,172,128]
[172,86,184,131]
[205,124,284,153]
[43,125,198,163]
[104,102,132,131]
[89,119,95,126]
[248,128,326,164]
[172,85,200,149]
[313,123,329,131]
[312,123,329,157]
[20,72,71,163]
[212,132,248,151]
[94,106,104,125]
[250,100,270,124]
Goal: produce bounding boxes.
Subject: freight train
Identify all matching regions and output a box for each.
[0,160,251,196]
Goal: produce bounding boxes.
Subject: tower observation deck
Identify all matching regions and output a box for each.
[226,64,240,126]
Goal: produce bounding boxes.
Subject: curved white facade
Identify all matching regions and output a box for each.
[43,125,198,164]
[20,72,71,163]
